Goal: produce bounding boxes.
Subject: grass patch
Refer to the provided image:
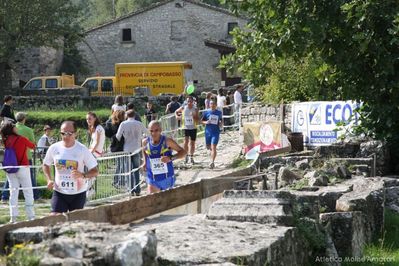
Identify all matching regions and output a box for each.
[230,156,252,168]
[0,203,51,224]
[342,209,399,265]
[6,243,41,266]
[289,178,309,190]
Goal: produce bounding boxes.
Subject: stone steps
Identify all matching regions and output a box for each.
[330,157,373,165]
[206,190,294,226]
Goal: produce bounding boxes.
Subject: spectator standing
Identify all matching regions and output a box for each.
[111,95,126,114]
[217,88,227,110]
[43,121,98,214]
[227,90,234,106]
[116,110,147,195]
[1,122,36,223]
[165,96,181,114]
[0,95,16,124]
[86,112,106,157]
[145,102,157,125]
[11,112,38,200]
[204,92,212,109]
[175,96,199,164]
[234,84,244,126]
[37,125,56,160]
[86,112,105,198]
[105,110,125,186]
[142,121,186,194]
[126,102,142,122]
[201,100,223,169]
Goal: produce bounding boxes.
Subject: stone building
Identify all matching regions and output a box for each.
[10,46,64,86]
[78,0,247,89]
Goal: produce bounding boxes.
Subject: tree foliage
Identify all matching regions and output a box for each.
[0,0,84,92]
[223,0,399,143]
[0,0,83,61]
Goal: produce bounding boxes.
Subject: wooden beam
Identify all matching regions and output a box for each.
[108,182,202,224]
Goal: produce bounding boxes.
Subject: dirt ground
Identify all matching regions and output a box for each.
[173,130,244,185]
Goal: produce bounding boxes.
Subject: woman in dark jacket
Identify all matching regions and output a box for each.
[104,110,126,187]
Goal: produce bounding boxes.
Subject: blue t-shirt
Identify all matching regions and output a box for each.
[202,109,222,134]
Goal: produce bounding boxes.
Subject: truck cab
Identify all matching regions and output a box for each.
[22,74,76,90]
[81,76,115,96]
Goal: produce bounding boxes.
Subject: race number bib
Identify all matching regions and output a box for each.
[209,114,219,125]
[58,176,77,193]
[150,158,168,175]
[185,116,194,126]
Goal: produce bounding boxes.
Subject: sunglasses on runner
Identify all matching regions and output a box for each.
[60,131,75,136]
[149,129,160,133]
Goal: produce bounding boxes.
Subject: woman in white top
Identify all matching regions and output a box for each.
[86,112,106,157]
[216,88,226,111]
[204,92,212,109]
[111,95,126,114]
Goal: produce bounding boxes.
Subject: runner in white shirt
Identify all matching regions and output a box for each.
[43,121,98,214]
[175,96,199,164]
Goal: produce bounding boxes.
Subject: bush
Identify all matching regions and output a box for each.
[24,109,111,130]
[257,55,339,104]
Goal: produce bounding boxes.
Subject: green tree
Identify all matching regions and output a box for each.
[0,0,83,93]
[223,0,399,147]
[115,0,136,17]
[83,0,114,28]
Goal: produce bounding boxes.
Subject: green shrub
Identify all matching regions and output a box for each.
[24,109,110,130]
[6,243,40,266]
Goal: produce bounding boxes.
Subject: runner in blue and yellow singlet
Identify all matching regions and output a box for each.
[142,121,186,194]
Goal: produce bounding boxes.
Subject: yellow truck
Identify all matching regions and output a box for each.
[82,61,193,96]
[22,74,78,90]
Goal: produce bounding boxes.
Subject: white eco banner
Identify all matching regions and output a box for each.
[291,101,360,146]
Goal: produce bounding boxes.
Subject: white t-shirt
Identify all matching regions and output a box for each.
[43,141,98,195]
[234,90,242,105]
[111,104,126,112]
[89,125,106,157]
[37,134,54,149]
[116,118,148,153]
[217,95,226,109]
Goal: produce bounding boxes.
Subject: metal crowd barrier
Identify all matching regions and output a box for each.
[0,102,249,205]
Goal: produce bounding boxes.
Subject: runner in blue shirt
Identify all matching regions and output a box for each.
[142,121,186,194]
[201,100,223,169]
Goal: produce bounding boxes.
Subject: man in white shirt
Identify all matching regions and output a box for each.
[233,84,244,127]
[43,121,98,214]
[116,109,148,195]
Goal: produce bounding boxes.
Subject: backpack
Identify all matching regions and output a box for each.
[3,136,20,173]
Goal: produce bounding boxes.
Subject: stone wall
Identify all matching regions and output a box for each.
[241,103,292,132]
[78,0,247,89]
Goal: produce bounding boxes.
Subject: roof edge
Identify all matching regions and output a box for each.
[85,0,246,33]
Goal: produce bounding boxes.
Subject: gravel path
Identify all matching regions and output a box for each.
[174,130,243,185]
